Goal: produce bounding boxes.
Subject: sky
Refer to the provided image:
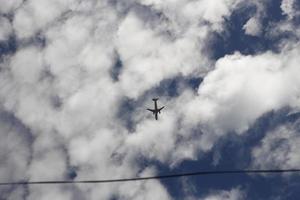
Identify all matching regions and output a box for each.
[0,0,300,199]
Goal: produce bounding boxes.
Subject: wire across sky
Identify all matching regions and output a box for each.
[1,169,300,186]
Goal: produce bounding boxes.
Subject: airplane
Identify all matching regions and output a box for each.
[147,98,164,120]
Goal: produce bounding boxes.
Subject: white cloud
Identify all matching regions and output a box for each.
[0,0,23,14]
[199,188,244,200]
[163,44,300,157]
[0,112,31,199]
[181,0,241,27]
[138,0,242,28]
[28,134,67,181]
[0,17,12,41]
[115,0,244,99]
[2,0,300,199]
[27,185,73,200]
[117,168,171,200]
[116,11,209,98]
[252,121,300,169]
[10,46,44,84]
[13,0,72,39]
[6,186,27,200]
[266,19,300,45]
[243,0,300,40]
[124,110,178,162]
[0,117,30,182]
[281,0,297,19]
[243,17,261,36]
[185,45,300,134]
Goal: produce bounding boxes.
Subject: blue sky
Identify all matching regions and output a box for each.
[1,0,300,199]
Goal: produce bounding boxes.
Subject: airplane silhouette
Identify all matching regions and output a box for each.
[147,98,164,120]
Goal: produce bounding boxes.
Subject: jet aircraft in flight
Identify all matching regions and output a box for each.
[147,98,164,120]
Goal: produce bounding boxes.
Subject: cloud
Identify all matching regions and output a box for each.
[0,111,31,199]
[1,0,300,199]
[199,188,244,200]
[243,17,262,36]
[1,1,173,198]
[241,0,299,38]
[27,185,73,200]
[281,0,297,19]
[0,0,23,14]
[123,109,178,162]
[186,44,300,132]
[116,0,245,99]
[116,11,209,98]
[251,120,300,169]
[0,17,13,42]
[167,43,300,158]
[10,46,44,84]
[13,0,71,39]
[117,168,171,200]
[138,0,242,27]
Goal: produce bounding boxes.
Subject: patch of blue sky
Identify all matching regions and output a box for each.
[0,109,34,143]
[208,0,296,60]
[0,35,17,60]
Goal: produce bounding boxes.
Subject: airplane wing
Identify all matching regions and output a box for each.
[147,108,155,112]
[158,106,164,112]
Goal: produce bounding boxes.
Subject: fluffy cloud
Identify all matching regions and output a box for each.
[199,188,244,200]
[116,11,208,99]
[1,0,182,198]
[1,0,300,199]
[27,185,73,200]
[281,0,297,19]
[117,168,171,200]
[252,120,300,169]
[0,112,31,199]
[0,0,23,14]
[10,46,44,84]
[243,17,261,36]
[0,17,13,41]
[241,0,298,38]
[167,43,300,157]
[185,45,300,133]
[13,0,73,39]
[138,0,242,27]
[116,0,245,98]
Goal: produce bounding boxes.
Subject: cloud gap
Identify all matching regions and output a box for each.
[0,35,17,59]
[110,52,123,82]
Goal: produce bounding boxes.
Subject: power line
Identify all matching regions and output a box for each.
[1,169,300,186]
